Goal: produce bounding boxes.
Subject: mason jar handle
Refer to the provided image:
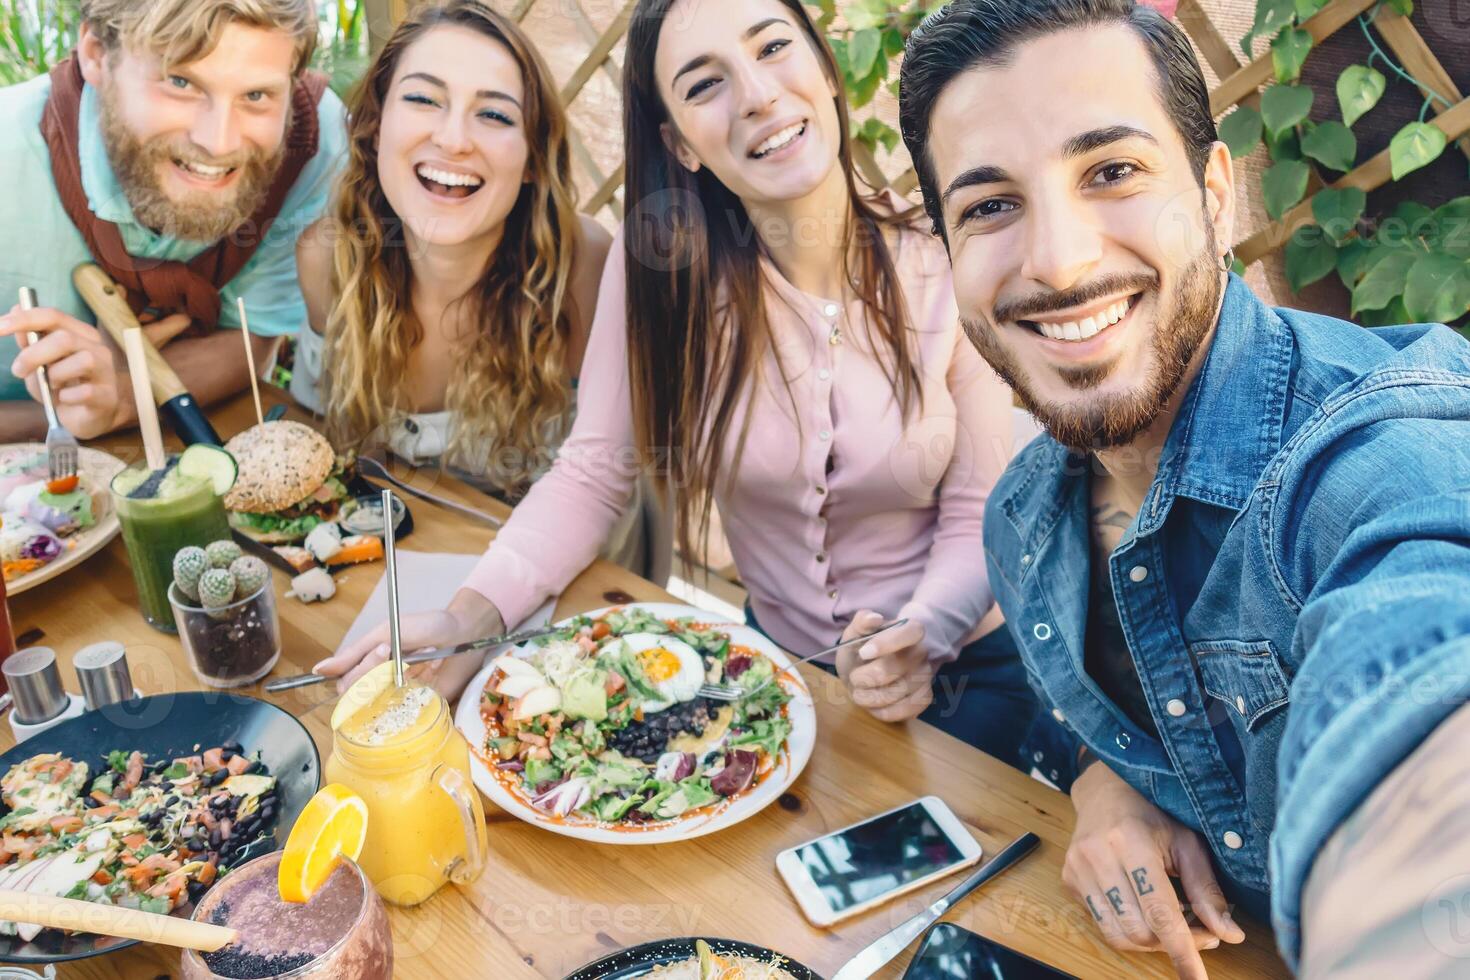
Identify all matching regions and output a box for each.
[431,764,486,885]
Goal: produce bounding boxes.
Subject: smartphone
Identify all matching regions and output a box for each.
[775,796,982,927]
[901,923,1077,979]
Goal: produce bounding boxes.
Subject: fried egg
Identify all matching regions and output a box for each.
[622,633,704,713]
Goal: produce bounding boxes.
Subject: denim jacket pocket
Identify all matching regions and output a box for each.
[1191,639,1291,732]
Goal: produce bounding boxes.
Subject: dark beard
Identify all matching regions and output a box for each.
[98,81,284,243]
[961,238,1224,451]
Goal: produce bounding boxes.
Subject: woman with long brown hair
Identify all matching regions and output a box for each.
[321,0,1047,770]
[291,0,664,578]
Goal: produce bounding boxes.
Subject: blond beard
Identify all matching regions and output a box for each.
[97,80,285,243]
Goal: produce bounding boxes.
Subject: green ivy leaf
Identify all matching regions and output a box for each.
[1294,0,1329,16]
[1387,0,1413,14]
[1301,120,1356,171]
[846,5,884,30]
[1265,127,1303,162]
[1311,186,1367,243]
[829,37,850,77]
[1351,248,1417,314]
[1336,238,1375,289]
[1358,297,1410,328]
[1219,106,1264,159]
[1390,123,1448,180]
[1389,201,1438,250]
[1271,28,1313,83]
[1242,0,1295,58]
[1284,226,1339,292]
[848,28,883,81]
[1261,84,1314,137]
[1336,65,1386,127]
[1262,159,1311,220]
[1404,252,1470,323]
[1432,198,1470,258]
[884,29,906,58]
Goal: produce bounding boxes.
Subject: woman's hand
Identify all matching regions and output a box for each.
[835,610,935,722]
[1063,761,1245,979]
[312,589,506,700]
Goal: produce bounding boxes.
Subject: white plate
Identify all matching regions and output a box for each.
[0,444,126,595]
[454,602,817,845]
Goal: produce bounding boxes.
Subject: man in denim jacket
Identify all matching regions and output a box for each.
[900,0,1470,977]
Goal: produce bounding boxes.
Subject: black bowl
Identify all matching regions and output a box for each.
[0,691,320,964]
[564,938,822,980]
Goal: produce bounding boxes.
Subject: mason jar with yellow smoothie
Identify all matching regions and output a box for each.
[326,666,487,905]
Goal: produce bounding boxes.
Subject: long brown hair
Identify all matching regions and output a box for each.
[322,0,579,499]
[623,0,923,559]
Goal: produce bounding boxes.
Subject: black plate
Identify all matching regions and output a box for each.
[564,938,822,980]
[0,692,320,964]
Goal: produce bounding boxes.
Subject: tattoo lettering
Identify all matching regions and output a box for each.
[1131,867,1154,895]
[1085,895,1104,921]
[1106,886,1126,916]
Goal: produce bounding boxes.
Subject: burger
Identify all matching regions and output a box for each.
[222,421,356,543]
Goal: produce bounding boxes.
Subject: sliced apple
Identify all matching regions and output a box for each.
[490,654,541,681]
[512,684,562,721]
[495,674,543,700]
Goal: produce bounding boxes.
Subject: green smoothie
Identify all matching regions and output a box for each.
[111,462,231,632]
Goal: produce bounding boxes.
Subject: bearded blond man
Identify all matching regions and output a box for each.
[0,0,347,439]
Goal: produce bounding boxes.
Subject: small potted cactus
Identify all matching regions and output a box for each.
[167,541,281,688]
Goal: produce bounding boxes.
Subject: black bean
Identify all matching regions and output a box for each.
[83,796,100,809]
[220,749,236,762]
[164,795,178,807]
[160,779,173,791]
[209,829,222,849]
[151,760,169,774]
[258,793,276,810]
[223,741,242,755]
[246,761,264,775]
[209,770,228,786]
[260,806,275,825]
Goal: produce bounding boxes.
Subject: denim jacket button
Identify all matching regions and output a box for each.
[1223,831,1244,850]
[1129,565,1148,583]
[1021,554,1032,566]
[1115,732,1131,749]
[1166,698,1187,717]
[1051,708,1065,723]
[1032,623,1052,640]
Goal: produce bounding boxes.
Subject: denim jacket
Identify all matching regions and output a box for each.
[983,274,1470,968]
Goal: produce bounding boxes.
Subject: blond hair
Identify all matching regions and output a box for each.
[80,0,318,75]
[322,0,580,501]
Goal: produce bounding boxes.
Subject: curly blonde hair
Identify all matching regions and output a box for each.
[321,0,580,499]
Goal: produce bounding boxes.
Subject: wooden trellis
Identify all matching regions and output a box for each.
[370,1,1470,266]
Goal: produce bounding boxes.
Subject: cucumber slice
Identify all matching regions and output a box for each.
[178,444,238,495]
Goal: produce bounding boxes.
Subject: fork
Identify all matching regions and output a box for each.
[18,288,78,483]
[697,618,910,701]
[358,454,504,528]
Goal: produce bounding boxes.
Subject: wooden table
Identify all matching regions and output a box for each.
[1,391,1289,979]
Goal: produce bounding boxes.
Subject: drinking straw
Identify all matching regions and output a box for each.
[122,328,167,471]
[382,489,405,687]
[235,298,264,427]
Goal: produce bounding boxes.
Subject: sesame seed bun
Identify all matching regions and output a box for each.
[222,421,335,514]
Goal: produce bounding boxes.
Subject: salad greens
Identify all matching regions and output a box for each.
[481,609,793,826]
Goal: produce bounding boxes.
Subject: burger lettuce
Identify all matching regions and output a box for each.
[229,458,356,541]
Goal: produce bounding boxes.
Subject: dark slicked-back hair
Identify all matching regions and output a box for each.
[899,0,1216,238]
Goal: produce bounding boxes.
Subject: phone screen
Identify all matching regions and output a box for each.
[902,923,1076,980]
[792,802,966,915]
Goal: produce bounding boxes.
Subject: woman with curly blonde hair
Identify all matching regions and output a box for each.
[292,0,664,578]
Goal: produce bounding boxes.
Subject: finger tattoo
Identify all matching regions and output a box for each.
[1130,867,1154,896]
[1085,895,1104,921]
[1106,887,1126,916]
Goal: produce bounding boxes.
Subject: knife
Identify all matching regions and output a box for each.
[230,529,338,578]
[830,831,1041,980]
[72,263,223,446]
[357,456,503,528]
[264,624,564,692]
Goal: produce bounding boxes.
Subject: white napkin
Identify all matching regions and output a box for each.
[337,550,557,653]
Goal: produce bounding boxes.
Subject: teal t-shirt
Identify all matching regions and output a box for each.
[0,73,348,399]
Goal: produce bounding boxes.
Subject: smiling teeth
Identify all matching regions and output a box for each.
[753,124,804,158]
[417,165,484,188]
[179,160,229,178]
[1033,297,1132,342]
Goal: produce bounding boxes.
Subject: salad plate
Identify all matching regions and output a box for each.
[455,602,816,845]
[0,692,320,964]
[0,444,126,595]
[562,937,820,979]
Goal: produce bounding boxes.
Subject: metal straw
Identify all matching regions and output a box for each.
[382,488,405,688]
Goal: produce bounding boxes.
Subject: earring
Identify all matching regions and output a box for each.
[1219,247,1237,272]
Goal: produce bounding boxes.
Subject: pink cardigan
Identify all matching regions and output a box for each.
[464,222,1015,663]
